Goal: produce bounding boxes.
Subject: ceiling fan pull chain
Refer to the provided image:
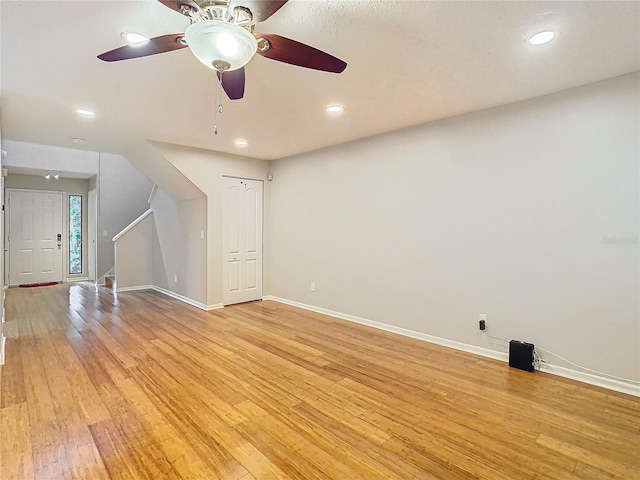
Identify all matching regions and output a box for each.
[214,71,223,135]
[215,82,219,135]
[218,70,224,115]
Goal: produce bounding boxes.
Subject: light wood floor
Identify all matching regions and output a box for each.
[0,283,638,480]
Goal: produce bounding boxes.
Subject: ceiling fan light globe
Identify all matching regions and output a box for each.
[185,20,257,71]
[217,33,239,57]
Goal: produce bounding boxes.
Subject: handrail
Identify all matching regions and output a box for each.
[148,184,156,204]
[112,209,153,242]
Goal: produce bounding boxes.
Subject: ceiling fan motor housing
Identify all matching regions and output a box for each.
[182,0,253,25]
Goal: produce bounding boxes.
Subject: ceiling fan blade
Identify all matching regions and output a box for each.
[230,0,289,23]
[158,0,200,15]
[217,68,245,100]
[255,34,346,73]
[97,34,187,62]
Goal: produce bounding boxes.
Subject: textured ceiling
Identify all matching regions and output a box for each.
[1,0,639,160]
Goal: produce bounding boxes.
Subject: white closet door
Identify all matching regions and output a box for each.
[222,177,263,305]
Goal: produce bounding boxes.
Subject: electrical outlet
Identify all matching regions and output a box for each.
[174,274,178,283]
[479,314,487,331]
[310,282,316,292]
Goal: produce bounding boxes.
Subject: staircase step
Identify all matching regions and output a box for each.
[104,275,115,290]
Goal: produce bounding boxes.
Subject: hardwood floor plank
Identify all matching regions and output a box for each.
[232,419,332,480]
[0,331,27,408]
[0,402,36,480]
[20,337,73,480]
[231,442,291,480]
[536,433,638,479]
[66,443,110,480]
[381,435,489,480]
[52,340,111,425]
[290,401,432,479]
[573,461,627,480]
[89,419,152,480]
[1,284,638,480]
[129,360,251,479]
[235,399,404,480]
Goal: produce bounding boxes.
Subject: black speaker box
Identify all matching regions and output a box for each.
[509,340,535,372]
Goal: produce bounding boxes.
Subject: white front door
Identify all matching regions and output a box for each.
[222,177,263,305]
[8,190,63,286]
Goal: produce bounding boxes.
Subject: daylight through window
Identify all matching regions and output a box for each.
[69,195,82,274]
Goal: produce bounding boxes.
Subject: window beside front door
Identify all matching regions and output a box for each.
[69,195,82,274]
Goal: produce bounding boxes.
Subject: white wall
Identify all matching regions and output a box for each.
[123,140,203,201]
[151,142,269,306]
[96,153,154,279]
[114,213,152,289]
[0,111,4,363]
[4,174,90,278]
[0,114,4,327]
[2,141,99,175]
[150,187,207,305]
[268,73,639,382]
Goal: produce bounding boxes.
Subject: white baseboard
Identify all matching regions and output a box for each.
[262,296,639,397]
[151,286,223,311]
[537,362,638,396]
[0,335,5,366]
[262,295,506,361]
[116,285,154,293]
[114,284,223,311]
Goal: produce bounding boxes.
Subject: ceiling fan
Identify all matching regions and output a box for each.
[97,0,347,100]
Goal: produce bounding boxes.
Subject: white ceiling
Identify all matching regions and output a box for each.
[1,1,639,161]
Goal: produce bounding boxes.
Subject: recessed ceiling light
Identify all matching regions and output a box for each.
[121,32,149,46]
[326,105,344,115]
[75,108,95,118]
[71,137,84,144]
[528,30,555,46]
[234,138,248,147]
